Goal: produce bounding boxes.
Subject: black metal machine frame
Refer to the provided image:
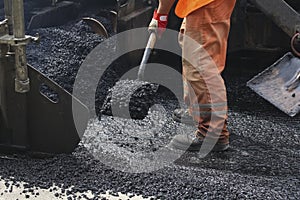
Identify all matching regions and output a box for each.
[0,0,89,154]
[0,0,156,154]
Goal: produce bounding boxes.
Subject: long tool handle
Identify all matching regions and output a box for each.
[137,32,157,80]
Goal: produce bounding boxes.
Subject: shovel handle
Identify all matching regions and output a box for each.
[146,32,157,50]
[137,32,157,80]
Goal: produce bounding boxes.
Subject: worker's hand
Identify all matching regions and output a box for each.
[148,9,168,38]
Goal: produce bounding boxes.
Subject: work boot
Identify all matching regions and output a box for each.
[172,108,195,125]
[169,134,229,152]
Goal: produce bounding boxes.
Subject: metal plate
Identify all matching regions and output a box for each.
[247,52,300,117]
[27,65,89,153]
[27,1,78,30]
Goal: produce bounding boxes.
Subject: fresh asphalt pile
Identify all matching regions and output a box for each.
[0,12,299,200]
[26,19,106,93]
[100,80,160,119]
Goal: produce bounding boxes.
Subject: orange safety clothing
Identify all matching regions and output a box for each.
[178,0,236,143]
[175,0,215,18]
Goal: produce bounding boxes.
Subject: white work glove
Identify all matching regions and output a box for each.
[148,9,168,38]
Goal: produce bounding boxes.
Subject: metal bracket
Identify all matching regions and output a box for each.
[0,34,39,46]
[295,25,300,38]
[0,19,39,46]
[285,69,300,92]
[296,25,300,32]
[52,0,58,6]
[15,78,30,93]
[0,19,9,37]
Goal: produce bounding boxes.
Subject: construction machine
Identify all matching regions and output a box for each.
[0,0,155,154]
[0,0,89,154]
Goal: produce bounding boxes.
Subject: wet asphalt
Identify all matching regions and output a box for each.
[0,13,299,200]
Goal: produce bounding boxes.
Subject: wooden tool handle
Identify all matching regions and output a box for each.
[137,32,157,80]
[146,32,157,50]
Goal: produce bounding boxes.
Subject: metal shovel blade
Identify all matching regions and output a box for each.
[247,52,300,117]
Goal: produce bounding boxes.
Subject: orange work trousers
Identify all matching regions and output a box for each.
[178,0,236,143]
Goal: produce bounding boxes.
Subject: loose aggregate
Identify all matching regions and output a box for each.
[0,5,300,200]
[101,80,159,119]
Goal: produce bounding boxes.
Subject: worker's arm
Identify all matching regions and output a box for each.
[148,0,176,38]
[157,0,176,14]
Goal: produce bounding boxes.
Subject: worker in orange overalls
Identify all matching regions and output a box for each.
[149,0,236,152]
